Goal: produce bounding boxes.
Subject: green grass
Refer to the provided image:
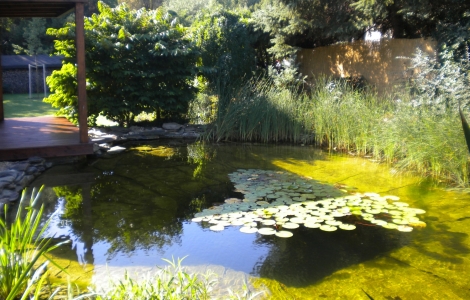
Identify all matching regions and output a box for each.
[2,94,59,118]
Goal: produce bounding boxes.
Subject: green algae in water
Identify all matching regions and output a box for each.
[193,169,427,236]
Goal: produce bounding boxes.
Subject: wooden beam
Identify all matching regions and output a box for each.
[75,2,88,144]
[0,0,87,4]
[0,143,94,160]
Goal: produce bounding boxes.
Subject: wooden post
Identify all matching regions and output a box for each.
[75,2,88,143]
[0,22,3,121]
[0,51,4,121]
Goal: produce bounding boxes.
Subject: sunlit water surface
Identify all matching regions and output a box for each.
[31,142,470,299]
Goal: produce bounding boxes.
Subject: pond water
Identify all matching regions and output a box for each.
[30,142,470,299]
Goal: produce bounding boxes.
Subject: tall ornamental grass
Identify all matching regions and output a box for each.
[308,78,389,154]
[205,74,469,187]
[309,84,469,186]
[375,103,469,186]
[208,78,313,143]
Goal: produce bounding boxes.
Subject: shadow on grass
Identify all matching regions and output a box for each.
[3,93,58,118]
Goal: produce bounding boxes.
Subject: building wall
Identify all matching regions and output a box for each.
[2,68,55,94]
[297,38,437,93]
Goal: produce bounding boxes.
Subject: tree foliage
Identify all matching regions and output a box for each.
[46,2,198,126]
[251,0,469,60]
[0,17,69,55]
[190,7,267,111]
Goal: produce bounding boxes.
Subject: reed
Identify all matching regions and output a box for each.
[0,187,67,300]
[90,257,262,300]
[375,103,469,186]
[308,78,389,154]
[206,75,469,186]
[208,78,312,143]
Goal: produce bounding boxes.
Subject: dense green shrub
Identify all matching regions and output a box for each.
[46,2,198,126]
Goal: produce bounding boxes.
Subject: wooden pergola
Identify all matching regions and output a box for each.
[0,0,92,160]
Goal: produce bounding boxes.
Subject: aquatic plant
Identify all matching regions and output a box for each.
[89,257,262,300]
[0,186,68,300]
[308,77,388,153]
[206,78,312,144]
[192,169,426,236]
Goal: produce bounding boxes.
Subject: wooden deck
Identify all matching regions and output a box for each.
[0,116,93,161]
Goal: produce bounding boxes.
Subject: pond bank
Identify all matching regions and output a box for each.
[0,157,51,206]
[0,122,205,205]
[89,123,205,156]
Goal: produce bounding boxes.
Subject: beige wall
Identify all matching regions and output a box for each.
[297,38,436,92]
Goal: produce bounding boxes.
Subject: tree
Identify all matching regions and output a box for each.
[190,6,268,113]
[252,0,469,59]
[1,17,69,55]
[46,2,198,126]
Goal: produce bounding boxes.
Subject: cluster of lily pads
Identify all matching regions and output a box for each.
[191,169,426,238]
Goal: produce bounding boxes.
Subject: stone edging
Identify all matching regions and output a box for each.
[89,122,205,156]
[0,157,52,206]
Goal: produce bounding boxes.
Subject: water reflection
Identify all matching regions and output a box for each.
[253,225,410,287]
[28,142,470,297]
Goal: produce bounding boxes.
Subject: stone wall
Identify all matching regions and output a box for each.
[297,38,437,93]
[2,68,55,94]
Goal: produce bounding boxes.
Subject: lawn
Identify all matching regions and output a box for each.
[2,94,59,118]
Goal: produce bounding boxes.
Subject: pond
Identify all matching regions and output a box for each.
[30,141,470,299]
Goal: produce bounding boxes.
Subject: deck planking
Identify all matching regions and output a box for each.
[0,116,93,160]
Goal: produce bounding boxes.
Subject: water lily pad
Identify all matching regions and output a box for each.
[283,222,300,229]
[275,231,293,238]
[258,228,276,235]
[191,217,203,222]
[409,221,427,228]
[407,208,426,214]
[370,219,387,226]
[405,216,421,223]
[322,214,334,221]
[261,220,276,226]
[304,222,321,228]
[394,202,410,207]
[244,221,257,227]
[364,192,380,197]
[397,225,413,232]
[331,211,346,217]
[384,195,400,201]
[240,226,258,234]
[325,220,342,226]
[370,196,387,202]
[319,225,337,232]
[230,220,245,226]
[289,217,305,224]
[339,224,356,230]
[382,223,398,229]
[364,208,381,214]
[210,225,225,231]
[225,198,241,204]
[392,218,409,225]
